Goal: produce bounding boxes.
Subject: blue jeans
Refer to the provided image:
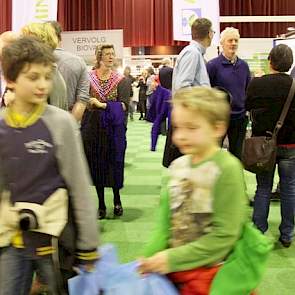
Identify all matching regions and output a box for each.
[0,246,59,295]
[252,147,295,241]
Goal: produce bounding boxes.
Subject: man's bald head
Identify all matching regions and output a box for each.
[0,31,19,57]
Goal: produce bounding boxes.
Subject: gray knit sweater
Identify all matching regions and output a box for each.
[0,105,99,256]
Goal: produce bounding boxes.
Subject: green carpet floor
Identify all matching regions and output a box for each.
[99,114,295,295]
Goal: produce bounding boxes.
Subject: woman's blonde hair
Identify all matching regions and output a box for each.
[172,87,230,126]
[21,22,58,49]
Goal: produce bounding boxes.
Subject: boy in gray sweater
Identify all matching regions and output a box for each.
[0,36,99,294]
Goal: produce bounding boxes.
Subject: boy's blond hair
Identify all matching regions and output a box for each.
[172,87,230,126]
[21,22,58,49]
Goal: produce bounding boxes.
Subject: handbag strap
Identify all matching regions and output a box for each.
[273,79,295,137]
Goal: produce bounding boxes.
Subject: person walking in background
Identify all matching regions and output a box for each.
[21,22,68,111]
[81,44,130,219]
[48,21,90,121]
[137,70,148,120]
[147,79,171,151]
[246,44,295,248]
[123,66,136,121]
[159,58,173,135]
[163,18,214,168]
[207,27,251,160]
[159,58,173,91]
[130,76,140,120]
[145,66,156,116]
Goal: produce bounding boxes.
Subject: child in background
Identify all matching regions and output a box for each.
[0,36,99,294]
[140,87,248,294]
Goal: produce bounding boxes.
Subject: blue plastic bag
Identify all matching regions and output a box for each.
[69,244,179,295]
[103,261,179,295]
[68,269,101,295]
[68,244,118,295]
[103,262,146,295]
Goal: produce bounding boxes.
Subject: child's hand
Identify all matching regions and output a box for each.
[82,263,96,272]
[138,251,169,274]
[73,262,96,274]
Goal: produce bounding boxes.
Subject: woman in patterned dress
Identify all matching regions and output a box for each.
[81,44,130,219]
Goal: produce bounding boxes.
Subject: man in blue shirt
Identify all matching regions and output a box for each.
[163,18,214,167]
[207,27,251,159]
[172,18,213,93]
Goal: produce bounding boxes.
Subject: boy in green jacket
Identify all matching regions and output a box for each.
[140,87,248,294]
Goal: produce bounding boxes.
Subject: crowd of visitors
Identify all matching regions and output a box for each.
[0,16,294,295]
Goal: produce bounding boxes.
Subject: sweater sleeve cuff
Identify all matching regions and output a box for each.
[166,248,177,272]
[75,248,100,264]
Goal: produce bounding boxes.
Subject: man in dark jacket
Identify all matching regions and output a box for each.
[158,58,173,135]
[159,58,173,90]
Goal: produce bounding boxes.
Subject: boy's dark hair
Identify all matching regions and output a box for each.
[47,20,63,42]
[191,18,212,40]
[268,44,293,72]
[1,36,56,82]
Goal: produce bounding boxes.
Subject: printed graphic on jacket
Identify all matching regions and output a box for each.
[168,156,221,247]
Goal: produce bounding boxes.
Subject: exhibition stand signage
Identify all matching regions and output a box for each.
[12,0,58,32]
[173,0,220,44]
[61,29,124,64]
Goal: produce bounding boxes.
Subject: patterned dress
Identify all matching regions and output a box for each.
[81,70,129,189]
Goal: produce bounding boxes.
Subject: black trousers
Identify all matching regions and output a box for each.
[162,126,183,168]
[225,116,248,160]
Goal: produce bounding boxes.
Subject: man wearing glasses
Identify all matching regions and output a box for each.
[163,18,214,167]
[172,18,214,93]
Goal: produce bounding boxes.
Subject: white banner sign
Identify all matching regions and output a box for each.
[61,30,124,64]
[12,0,58,32]
[173,0,220,44]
